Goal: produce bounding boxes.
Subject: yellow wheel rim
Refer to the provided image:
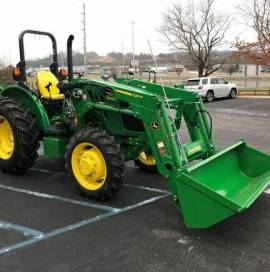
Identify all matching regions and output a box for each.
[0,116,14,160]
[71,142,107,191]
[138,151,156,166]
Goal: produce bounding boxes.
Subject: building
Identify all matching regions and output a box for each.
[239,64,261,76]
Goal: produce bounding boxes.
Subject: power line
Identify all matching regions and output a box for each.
[122,43,125,73]
[131,21,135,66]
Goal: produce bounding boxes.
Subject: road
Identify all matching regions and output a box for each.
[0,97,269,272]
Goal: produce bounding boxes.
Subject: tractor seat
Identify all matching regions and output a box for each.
[36,71,65,100]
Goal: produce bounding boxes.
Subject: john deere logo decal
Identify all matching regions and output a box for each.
[151,122,159,130]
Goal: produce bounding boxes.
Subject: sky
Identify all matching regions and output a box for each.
[0,0,256,65]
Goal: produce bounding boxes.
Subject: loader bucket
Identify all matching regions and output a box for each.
[176,140,270,228]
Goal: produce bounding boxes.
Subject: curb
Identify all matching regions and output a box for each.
[238,95,270,99]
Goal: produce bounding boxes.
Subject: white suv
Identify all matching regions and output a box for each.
[185,77,238,102]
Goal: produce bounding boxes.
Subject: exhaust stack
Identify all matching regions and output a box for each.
[67,35,74,82]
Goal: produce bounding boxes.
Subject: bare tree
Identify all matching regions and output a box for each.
[235,0,270,64]
[240,0,270,51]
[160,0,231,77]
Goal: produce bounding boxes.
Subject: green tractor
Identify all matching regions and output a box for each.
[0,30,270,228]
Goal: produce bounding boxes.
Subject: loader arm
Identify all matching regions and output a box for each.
[72,78,270,228]
[72,79,216,198]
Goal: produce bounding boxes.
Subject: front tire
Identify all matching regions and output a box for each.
[135,151,158,173]
[66,128,125,201]
[0,98,40,174]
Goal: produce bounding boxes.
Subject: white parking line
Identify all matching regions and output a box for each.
[0,193,170,256]
[0,166,171,256]
[30,167,170,194]
[0,221,43,238]
[0,184,119,212]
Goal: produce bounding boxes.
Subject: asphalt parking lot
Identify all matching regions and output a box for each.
[0,97,270,272]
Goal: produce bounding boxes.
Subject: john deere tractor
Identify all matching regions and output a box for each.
[0,30,270,228]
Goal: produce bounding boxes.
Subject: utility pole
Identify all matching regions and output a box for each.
[82,2,87,74]
[131,21,135,69]
[122,43,125,74]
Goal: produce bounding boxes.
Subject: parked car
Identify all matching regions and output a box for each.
[185,77,238,102]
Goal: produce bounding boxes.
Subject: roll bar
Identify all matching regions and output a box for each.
[16,30,59,81]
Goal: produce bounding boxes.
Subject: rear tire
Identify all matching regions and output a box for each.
[66,128,125,201]
[205,91,214,102]
[229,88,237,99]
[0,98,40,174]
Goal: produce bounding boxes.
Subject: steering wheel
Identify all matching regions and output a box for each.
[73,72,82,79]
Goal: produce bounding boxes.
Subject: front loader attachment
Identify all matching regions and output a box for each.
[175,140,270,228]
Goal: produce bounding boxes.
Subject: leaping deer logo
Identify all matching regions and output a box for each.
[152,122,159,130]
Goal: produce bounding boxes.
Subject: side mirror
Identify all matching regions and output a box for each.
[225,81,228,84]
